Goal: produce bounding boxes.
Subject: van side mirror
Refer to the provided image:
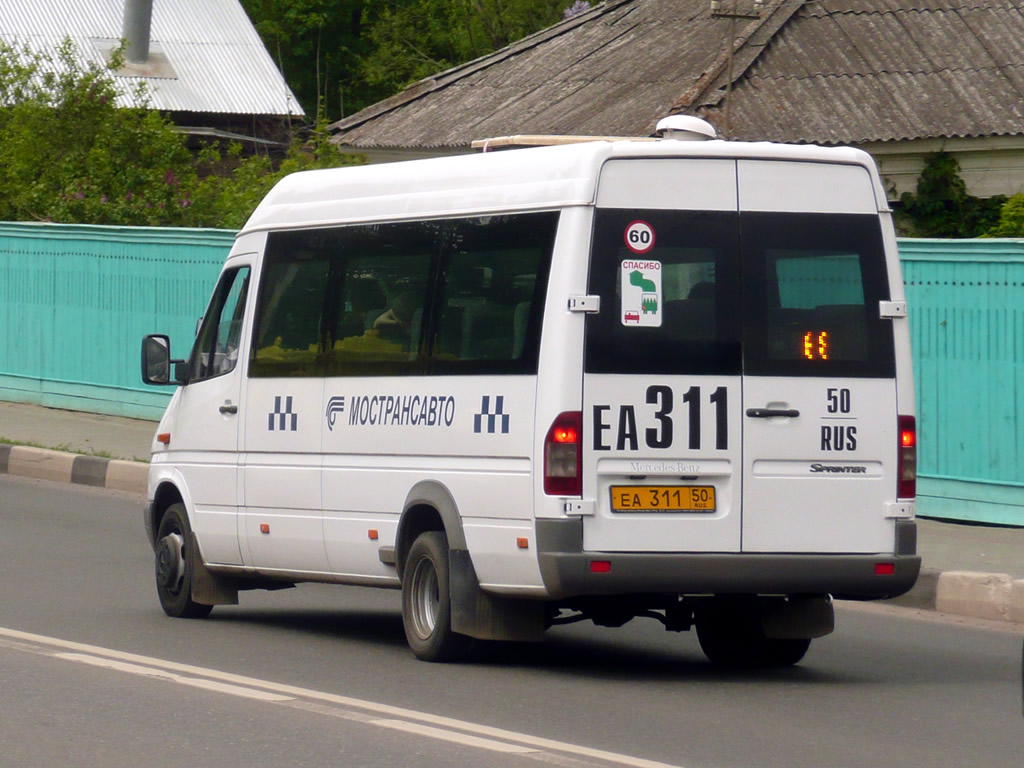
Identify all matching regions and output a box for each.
[141,334,186,385]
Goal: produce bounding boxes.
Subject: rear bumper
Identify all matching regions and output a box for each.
[536,519,921,601]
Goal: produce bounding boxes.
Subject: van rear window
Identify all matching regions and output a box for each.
[586,210,894,378]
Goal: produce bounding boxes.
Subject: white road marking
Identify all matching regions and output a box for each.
[372,719,540,754]
[0,625,687,768]
[54,652,294,702]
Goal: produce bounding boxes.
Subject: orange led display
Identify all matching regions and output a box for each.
[803,331,829,360]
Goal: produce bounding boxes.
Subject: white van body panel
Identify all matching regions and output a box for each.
[736,160,879,214]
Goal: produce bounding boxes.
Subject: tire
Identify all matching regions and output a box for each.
[401,531,472,662]
[154,503,213,619]
[696,601,810,668]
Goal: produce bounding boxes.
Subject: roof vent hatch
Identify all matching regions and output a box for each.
[655,115,717,141]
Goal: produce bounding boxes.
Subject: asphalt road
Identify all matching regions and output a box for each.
[2,474,1023,768]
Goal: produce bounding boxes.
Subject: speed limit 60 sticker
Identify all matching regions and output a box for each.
[624,220,655,254]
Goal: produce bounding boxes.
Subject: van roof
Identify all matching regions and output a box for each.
[240,139,882,236]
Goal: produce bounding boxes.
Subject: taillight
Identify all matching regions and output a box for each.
[898,415,916,499]
[544,411,582,496]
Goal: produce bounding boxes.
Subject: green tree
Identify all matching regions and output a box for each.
[897,153,1006,238]
[359,1,566,97]
[240,0,372,120]
[240,0,573,120]
[0,40,198,225]
[0,39,361,228]
[984,194,1024,238]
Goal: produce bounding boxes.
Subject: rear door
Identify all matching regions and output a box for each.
[738,161,898,553]
[582,159,743,553]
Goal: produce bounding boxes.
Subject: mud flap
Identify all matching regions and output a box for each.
[189,533,239,606]
[449,549,545,642]
[761,595,834,639]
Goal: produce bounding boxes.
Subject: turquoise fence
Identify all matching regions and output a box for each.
[901,239,1024,525]
[0,223,231,419]
[0,223,1022,524]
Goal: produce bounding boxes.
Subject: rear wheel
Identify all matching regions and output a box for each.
[696,600,810,668]
[154,503,213,619]
[401,531,472,662]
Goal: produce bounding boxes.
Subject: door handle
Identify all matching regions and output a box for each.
[746,408,799,418]
[219,403,238,415]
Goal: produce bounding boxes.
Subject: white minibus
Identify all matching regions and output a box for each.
[142,119,919,666]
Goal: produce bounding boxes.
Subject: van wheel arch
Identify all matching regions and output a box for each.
[396,481,466,580]
[148,482,185,550]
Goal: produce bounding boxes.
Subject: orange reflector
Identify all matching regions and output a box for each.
[368,529,379,540]
[259,523,270,535]
[590,560,611,573]
[156,433,171,445]
[516,537,529,549]
[875,562,895,576]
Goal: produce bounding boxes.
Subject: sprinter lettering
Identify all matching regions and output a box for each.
[592,385,728,451]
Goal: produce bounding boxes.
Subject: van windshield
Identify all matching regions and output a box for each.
[586,210,895,378]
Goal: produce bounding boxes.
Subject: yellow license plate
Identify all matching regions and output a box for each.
[610,485,716,513]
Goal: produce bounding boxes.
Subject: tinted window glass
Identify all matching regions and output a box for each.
[586,210,894,378]
[742,213,895,377]
[248,212,557,378]
[430,214,557,375]
[189,266,250,382]
[250,247,329,377]
[585,209,742,375]
[324,222,435,376]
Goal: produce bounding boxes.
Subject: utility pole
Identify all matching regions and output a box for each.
[710,0,764,139]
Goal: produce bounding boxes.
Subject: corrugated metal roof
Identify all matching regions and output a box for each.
[330,0,1024,150]
[0,0,302,116]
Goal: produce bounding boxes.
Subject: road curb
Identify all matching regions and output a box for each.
[0,444,148,495]
[2,443,1020,626]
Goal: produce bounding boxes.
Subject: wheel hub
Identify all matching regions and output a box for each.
[156,532,185,593]
[410,557,440,640]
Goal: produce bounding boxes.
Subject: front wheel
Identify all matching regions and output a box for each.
[154,503,213,619]
[401,531,472,662]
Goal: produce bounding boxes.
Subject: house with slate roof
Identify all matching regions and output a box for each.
[330,0,1024,200]
[1,0,302,146]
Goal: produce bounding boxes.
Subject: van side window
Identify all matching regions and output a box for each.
[248,212,557,378]
[250,242,330,377]
[189,266,250,382]
[430,213,557,374]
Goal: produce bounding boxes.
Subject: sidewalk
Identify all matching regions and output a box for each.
[2,401,1023,624]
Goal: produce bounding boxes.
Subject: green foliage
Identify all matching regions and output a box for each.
[0,40,361,229]
[240,1,370,119]
[192,121,353,230]
[360,1,566,97]
[896,152,1006,238]
[984,194,1024,238]
[240,0,572,119]
[0,40,195,225]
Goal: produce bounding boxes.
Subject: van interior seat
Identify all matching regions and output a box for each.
[461,301,514,360]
